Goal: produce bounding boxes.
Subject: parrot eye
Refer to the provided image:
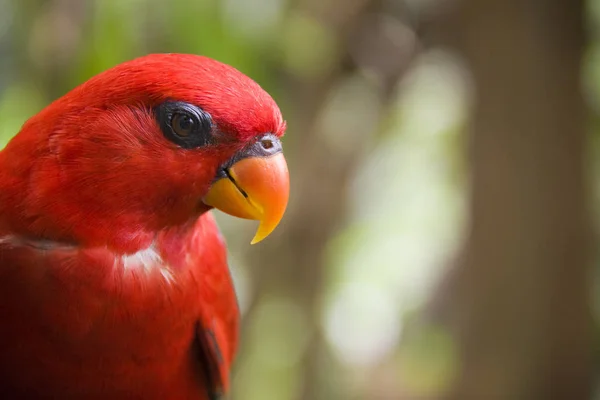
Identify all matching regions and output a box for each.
[172,113,196,137]
[156,101,213,149]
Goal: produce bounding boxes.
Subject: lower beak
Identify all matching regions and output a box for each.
[203,153,290,244]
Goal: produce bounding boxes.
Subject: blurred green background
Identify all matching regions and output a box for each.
[0,0,597,399]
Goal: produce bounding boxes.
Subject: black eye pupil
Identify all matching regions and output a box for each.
[172,113,196,137]
[179,116,193,130]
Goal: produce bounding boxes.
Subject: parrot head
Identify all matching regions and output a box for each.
[0,54,289,252]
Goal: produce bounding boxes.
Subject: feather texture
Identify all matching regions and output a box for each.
[0,214,238,399]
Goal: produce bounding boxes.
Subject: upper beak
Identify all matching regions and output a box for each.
[203,136,290,244]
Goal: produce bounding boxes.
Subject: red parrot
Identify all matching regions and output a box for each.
[0,53,289,399]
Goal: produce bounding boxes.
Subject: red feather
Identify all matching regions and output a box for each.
[0,54,284,399]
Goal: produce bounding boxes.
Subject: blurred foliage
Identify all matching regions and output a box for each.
[1,0,600,399]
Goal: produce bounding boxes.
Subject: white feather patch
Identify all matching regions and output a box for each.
[120,244,175,283]
[121,245,163,271]
[0,235,14,244]
[0,235,175,283]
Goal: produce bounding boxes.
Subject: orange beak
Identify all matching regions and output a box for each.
[203,153,290,244]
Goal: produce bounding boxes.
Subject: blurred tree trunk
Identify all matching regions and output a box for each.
[428,0,593,398]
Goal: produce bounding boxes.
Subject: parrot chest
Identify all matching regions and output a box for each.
[0,238,231,399]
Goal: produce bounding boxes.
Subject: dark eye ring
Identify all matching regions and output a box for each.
[156,101,214,149]
[171,113,196,137]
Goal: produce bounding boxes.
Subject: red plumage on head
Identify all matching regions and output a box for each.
[60,54,286,140]
[0,53,285,253]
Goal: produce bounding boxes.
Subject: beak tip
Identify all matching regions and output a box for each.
[250,233,261,245]
[249,226,271,245]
